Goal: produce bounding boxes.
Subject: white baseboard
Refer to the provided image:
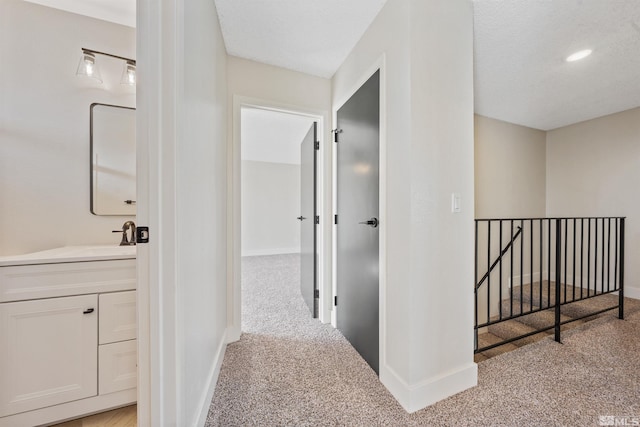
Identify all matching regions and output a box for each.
[509,272,542,288]
[507,271,624,295]
[380,363,478,414]
[194,329,228,427]
[241,247,300,257]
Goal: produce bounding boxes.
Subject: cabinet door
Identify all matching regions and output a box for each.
[0,295,98,417]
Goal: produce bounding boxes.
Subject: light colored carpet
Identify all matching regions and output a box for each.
[207,254,640,426]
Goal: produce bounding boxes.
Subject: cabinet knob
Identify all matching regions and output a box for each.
[83,308,95,314]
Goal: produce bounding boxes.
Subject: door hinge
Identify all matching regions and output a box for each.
[334,296,338,306]
[334,214,338,225]
[315,215,320,225]
[314,289,319,299]
[332,128,342,143]
[315,141,320,150]
[136,226,149,244]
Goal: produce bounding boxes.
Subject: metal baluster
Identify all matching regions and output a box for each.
[580,219,584,299]
[475,221,478,330]
[555,219,562,343]
[564,218,568,303]
[593,218,598,295]
[511,220,514,317]
[619,218,625,320]
[614,218,618,293]
[499,220,503,321]
[587,218,591,297]
[572,218,576,301]
[601,218,605,294]
[487,221,491,323]
[547,219,551,308]
[607,218,611,292]
[539,220,543,309]
[520,219,524,314]
[530,219,533,313]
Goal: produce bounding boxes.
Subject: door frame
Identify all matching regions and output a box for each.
[331,56,387,371]
[227,96,330,342]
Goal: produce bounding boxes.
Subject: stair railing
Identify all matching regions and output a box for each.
[474,217,625,354]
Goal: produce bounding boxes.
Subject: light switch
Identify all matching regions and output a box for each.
[451,193,461,213]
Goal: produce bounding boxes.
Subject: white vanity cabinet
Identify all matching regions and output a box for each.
[0,246,136,427]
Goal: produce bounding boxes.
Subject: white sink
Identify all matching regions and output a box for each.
[0,245,136,267]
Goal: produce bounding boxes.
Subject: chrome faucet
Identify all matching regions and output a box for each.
[112,221,136,246]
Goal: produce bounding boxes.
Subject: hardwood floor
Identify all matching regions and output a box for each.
[51,405,136,427]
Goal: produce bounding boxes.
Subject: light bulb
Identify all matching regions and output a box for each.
[76,51,102,83]
[121,61,136,85]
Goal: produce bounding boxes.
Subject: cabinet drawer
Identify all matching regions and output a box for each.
[0,260,136,303]
[99,291,136,344]
[99,340,137,395]
[0,295,98,417]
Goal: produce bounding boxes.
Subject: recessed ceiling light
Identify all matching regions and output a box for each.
[566,49,593,62]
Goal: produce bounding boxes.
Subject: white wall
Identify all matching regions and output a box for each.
[176,0,228,424]
[0,0,135,256]
[241,160,300,256]
[227,56,332,335]
[137,0,228,424]
[332,0,476,413]
[546,107,640,298]
[474,115,546,218]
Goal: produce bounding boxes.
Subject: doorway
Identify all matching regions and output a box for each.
[234,102,326,336]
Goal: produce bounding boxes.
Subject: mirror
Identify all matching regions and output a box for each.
[90,103,136,216]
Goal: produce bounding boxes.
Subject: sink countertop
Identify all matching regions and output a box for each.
[0,245,136,267]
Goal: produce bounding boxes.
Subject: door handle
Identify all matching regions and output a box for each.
[83,308,95,314]
[359,217,379,228]
[297,216,307,221]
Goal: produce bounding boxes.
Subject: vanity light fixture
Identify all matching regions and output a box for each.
[566,49,592,62]
[121,60,136,85]
[76,48,136,85]
[76,51,102,83]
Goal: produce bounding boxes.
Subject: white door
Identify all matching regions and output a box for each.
[0,294,98,417]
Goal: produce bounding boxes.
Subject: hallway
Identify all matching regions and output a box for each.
[206,255,405,425]
[206,255,640,426]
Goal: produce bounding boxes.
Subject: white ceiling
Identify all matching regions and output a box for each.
[213,0,387,79]
[28,0,640,131]
[22,0,135,27]
[241,108,315,165]
[474,0,640,130]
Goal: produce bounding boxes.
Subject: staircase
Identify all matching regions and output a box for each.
[476,281,636,362]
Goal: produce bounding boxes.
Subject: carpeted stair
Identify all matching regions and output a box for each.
[476,281,639,363]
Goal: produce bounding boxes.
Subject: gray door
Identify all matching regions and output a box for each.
[299,122,318,317]
[336,70,380,374]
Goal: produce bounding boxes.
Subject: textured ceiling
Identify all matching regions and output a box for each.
[214,0,387,79]
[241,108,315,165]
[474,0,640,130]
[22,0,135,27]
[28,0,640,130]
